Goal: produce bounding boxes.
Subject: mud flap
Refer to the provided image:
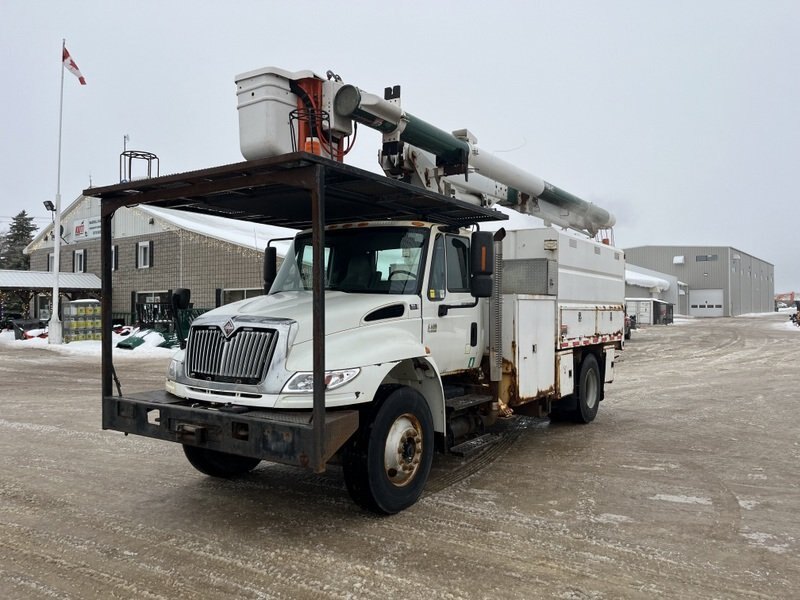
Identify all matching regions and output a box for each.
[603,344,615,383]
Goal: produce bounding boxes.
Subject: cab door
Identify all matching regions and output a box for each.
[421,232,483,374]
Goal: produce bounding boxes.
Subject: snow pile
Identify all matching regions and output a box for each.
[625,269,670,292]
[780,320,800,332]
[141,205,296,256]
[649,494,713,506]
[0,327,176,357]
[672,317,701,326]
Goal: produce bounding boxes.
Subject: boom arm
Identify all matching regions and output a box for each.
[333,85,615,237]
[234,67,614,237]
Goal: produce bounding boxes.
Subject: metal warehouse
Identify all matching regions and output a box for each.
[624,245,774,317]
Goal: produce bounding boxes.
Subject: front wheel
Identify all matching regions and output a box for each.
[342,386,434,514]
[573,354,601,424]
[182,445,261,478]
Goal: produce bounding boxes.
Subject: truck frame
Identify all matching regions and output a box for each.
[91,154,503,509]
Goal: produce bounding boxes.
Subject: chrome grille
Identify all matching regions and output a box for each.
[186,326,277,384]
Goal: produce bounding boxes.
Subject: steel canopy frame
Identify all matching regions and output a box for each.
[90,152,505,228]
[88,152,506,472]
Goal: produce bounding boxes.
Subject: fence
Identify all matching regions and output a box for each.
[112,305,210,335]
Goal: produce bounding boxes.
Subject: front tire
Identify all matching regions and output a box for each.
[573,354,601,424]
[182,445,261,478]
[342,386,434,514]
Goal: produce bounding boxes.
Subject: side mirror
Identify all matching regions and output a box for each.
[171,288,191,348]
[263,246,277,292]
[470,231,494,298]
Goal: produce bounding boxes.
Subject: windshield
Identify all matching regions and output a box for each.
[270,226,429,295]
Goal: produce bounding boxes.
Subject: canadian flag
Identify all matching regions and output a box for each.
[62,46,86,85]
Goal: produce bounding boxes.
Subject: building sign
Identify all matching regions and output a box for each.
[73,217,101,240]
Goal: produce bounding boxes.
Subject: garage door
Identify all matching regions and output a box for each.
[689,289,724,317]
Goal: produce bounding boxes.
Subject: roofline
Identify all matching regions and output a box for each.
[24,194,89,254]
[624,245,774,267]
[0,269,101,291]
[136,205,295,255]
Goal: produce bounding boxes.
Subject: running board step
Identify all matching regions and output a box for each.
[449,433,499,457]
[445,393,493,412]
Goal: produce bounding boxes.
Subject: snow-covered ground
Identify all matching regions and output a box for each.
[671,309,799,329]
[0,327,177,357]
[629,311,799,333]
[2,308,796,358]
[740,307,796,318]
[741,307,800,332]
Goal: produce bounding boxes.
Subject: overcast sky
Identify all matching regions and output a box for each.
[2,1,798,291]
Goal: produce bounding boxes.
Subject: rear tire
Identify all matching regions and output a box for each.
[342,386,434,515]
[182,445,261,478]
[573,354,601,424]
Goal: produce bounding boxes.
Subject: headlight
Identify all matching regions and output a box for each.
[283,368,360,393]
[167,359,178,380]
[167,350,185,380]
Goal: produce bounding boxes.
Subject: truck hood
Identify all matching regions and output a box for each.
[194,291,419,344]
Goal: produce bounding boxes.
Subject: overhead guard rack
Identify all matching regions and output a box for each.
[86,152,506,472]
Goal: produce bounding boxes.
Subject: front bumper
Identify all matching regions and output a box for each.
[103,391,359,472]
[166,379,363,410]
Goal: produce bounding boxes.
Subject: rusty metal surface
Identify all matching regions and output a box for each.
[500,353,559,412]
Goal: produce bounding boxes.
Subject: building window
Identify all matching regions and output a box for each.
[695,254,718,262]
[37,294,51,319]
[73,249,86,273]
[47,253,55,272]
[222,288,263,304]
[136,241,153,269]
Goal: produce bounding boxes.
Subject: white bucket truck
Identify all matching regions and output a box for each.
[95,67,624,514]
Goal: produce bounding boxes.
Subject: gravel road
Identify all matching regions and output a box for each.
[1,314,798,599]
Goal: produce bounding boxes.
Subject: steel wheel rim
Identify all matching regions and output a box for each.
[383,413,423,487]
[585,368,599,409]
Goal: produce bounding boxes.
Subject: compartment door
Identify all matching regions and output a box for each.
[516,299,556,400]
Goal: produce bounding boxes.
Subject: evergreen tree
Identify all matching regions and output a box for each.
[0,228,8,268]
[0,211,37,270]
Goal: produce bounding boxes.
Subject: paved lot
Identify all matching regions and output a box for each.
[1,314,798,599]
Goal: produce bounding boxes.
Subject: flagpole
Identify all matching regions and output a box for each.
[49,38,66,344]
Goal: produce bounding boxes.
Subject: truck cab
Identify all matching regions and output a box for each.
[166,220,490,435]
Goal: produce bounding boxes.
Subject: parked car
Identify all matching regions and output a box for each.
[1,312,23,330]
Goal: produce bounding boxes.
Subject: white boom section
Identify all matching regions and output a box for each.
[400,144,614,237]
[333,84,615,237]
